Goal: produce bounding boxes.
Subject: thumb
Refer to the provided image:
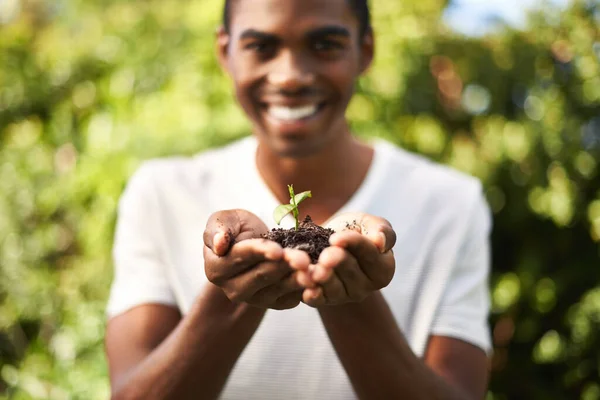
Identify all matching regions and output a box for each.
[203,210,242,257]
[360,216,396,254]
[326,212,396,253]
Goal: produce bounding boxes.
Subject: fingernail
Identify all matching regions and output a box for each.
[313,266,324,282]
[379,232,386,253]
[214,232,226,255]
[297,272,315,288]
[312,288,322,300]
[266,245,283,261]
[286,250,309,270]
[329,233,342,247]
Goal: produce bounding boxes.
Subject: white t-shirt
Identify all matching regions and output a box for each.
[107,136,492,400]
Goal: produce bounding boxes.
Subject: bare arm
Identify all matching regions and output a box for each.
[105,284,265,400]
[303,213,489,399]
[318,291,488,400]
[106,209,312,400]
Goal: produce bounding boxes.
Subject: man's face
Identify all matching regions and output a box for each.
[218,0,373,158]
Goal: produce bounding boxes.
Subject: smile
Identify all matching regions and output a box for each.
[266,103,323,122]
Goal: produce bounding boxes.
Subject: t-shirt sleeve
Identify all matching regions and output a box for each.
[429,188,493,354]
[106,163,177,319]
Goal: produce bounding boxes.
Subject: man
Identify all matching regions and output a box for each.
[105,0,492,399]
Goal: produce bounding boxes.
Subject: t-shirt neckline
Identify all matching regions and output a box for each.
[241,136,391,228]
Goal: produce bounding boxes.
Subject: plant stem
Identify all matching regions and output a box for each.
[288,185,299,230]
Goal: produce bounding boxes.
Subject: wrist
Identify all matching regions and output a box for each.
[316,290,381,315]
[190,283,267,326]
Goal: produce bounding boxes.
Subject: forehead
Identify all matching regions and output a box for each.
[229,0,358,36]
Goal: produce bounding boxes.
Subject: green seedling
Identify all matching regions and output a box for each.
[273,185,312,230]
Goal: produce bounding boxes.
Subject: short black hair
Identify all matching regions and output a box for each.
[222,0,371,38]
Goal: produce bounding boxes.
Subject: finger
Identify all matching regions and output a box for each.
[320,270,349,305]
[235,209,270,241]
[303,271,347,307]
[329,252,371,302]
[282,248,314,288]
[325,214,396,253]
[314,247,381,301]
[204,239,283,283]
[203,210,269,256]
[302,287,325,307]
[283,248,311,271]
[329,231,380,269]
[311,265,334,284]
[296,270,317,288]
[311,246,347,283]
[251,272,303,307]
[223,259,291,303]
[283,248,314,288]
[203,210,241,255]
[212,231,233,257]
[328,231,395,286]
[356,216,396,253]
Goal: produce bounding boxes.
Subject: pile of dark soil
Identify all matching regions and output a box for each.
[265,216,334,263]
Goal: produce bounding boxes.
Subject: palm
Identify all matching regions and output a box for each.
[299,212,397,307]
[325,212,389,253]
[203,209,311,310]
[325,212,369,233]
[231,210,269,242]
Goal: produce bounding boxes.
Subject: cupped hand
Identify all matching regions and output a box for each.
[203,209,312,310]
[299,212,397,307]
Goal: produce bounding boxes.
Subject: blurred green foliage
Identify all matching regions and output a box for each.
[0,0,599,398]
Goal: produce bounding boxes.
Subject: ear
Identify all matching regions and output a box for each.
[216,26,231,75]
[358,29,374,75]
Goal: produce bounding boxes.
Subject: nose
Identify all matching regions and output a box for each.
[267,50,315,92]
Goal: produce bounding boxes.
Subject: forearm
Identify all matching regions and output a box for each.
[318,292,470,400]
[112,284,265,400]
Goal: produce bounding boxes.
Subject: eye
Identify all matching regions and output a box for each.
[313,39,343,52]
[245,41,276,56]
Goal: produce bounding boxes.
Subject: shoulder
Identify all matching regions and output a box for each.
[375,139,485,214]
[125,136,255,195]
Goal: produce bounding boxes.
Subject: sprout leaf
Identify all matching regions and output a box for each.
[274,204,296,225]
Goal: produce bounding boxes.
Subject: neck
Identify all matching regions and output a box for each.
[255,132,374,225]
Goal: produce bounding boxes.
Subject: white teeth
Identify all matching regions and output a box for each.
[268,104,318,121]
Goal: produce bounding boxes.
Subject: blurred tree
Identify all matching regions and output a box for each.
[0,0,598,399]
[394,3,600,398]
